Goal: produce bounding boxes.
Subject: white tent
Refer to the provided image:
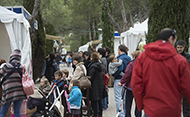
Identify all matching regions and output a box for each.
[120,19,148,58]
[0,6,32,78]
[78,43,90,52]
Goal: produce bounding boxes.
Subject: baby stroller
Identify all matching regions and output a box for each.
[27,79,69,117]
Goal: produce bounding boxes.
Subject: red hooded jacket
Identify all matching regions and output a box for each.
[131,40,190,117]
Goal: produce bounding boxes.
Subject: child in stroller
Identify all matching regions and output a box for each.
[39,77,51,96]
[29,77,51,116]
[28,71,69,117]
[28,78,68,117]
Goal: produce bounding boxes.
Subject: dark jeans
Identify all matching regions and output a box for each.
[183,94,190,117]
[125,90,142,117]
[91,100,102,116]
[0,100,23,117]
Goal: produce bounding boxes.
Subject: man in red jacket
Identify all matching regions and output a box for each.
[131,28,190,117]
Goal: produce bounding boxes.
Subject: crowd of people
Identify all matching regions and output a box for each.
[0,28,190,117]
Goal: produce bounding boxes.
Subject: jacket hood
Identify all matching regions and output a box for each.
[88,60,102,72]
[9,49,21,63]
[143,40,177,61]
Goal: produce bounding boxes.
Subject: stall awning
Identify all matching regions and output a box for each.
[46,34,64,42]
[92,39,102,45]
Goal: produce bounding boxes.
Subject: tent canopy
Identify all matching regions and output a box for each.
[0,6,32,77]
[121,19,148,37]
[78,39,102,52]
[120,19,148,58]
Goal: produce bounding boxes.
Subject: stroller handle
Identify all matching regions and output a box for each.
[56,79,65,86]
[121,86,127,99]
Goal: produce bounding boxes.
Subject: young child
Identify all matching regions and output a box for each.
[51,70,63,102]
[68,79,82,117]
[108,54,124,76]
[10,100,27,117]
[39,76,51,95]
[61,69,69,85]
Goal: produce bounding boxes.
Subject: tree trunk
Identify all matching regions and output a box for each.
[138,6,143,23]
[92,20,96,41]
[104,0,122,34]
[130,11,134,27]
[28,0,41,44]
[88,19,92,41]
[23,0,44,81]
[119,0,128,31]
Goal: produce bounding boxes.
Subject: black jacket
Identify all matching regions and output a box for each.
[181,51,190,64]
[45,53,55,83]
[88,60,107,101]
[83,58,91,70]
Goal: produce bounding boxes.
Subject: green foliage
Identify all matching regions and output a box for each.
[138,44,145,51]
[147,0,190,51]
[41,0,72,35]
[102,0,114,53]
[0,0,23,6]
[80,35,88,46]
[23,0,46,80]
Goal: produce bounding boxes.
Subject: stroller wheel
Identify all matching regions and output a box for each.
[30,110,42,117]
[49,109,60,117]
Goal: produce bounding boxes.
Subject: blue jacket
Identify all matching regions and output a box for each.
[51,79,64,102]
[69,86,82,107]
[113,53,131,79]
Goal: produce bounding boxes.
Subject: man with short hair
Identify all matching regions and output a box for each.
[113,44,131,117]
[131,28,190,117]
[176,40,190,63]
[176,40,190,117]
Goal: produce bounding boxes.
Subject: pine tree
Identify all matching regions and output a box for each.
[23,0,46,80]
[102,0,114,52]
[147,0,190,51]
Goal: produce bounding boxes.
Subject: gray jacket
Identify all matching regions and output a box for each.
[108,59,124,76]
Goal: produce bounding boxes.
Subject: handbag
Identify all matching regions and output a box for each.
[22,66,34,96]
[103,71,109,86]
[53,86,64,117]
[78,65,91,88]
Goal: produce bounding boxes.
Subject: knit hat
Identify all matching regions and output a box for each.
[9,49,21,63]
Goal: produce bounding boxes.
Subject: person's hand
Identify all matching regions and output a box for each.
[46,55,50,58]
[68,76,71,81]
[118,82,122,86]
[70,82,73,88]
[43,89,46,92]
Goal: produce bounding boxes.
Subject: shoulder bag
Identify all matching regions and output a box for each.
[22,66,34,96]
[78,65,91,88]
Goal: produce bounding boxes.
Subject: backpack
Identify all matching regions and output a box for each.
[0,63,22,87]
